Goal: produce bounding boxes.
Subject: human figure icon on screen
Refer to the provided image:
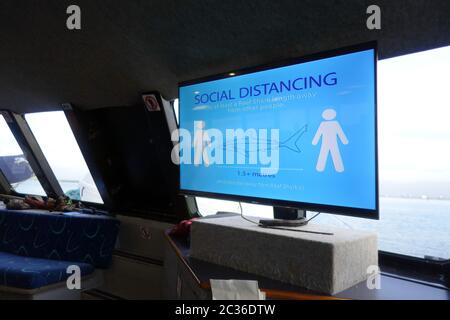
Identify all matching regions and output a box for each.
[193,120,211,167]
[312,108,348,172]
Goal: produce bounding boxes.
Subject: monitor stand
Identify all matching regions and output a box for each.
[259,207,308,227]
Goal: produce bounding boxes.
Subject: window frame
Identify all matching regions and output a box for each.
[24,109,105,205]
[379,251,450,289]
[0,109,107,209]
[376,47,450,288]
[0,110,59,197]
[62,106,112,208]
[0,168,12,194]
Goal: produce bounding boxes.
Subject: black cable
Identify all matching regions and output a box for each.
[238,201,259,225]
[262,225,333,236]
[306,212,321,222]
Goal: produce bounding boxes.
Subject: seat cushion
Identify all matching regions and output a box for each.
[0,251,94,289]
[0,209,120,268]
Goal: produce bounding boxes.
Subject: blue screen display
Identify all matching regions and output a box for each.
[178,49,376,211]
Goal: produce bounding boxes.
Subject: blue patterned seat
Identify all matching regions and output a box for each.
[0,208,120,289]
[0,251,94,289]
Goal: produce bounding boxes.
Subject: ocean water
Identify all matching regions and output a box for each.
[313,197,450,260]
[12,177,78,196]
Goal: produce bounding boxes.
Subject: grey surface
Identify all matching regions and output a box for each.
[115,214,173,261]
[97,216,173,299]
[190,216,378,294]
[98,255,163,300]
[0,0,449,113]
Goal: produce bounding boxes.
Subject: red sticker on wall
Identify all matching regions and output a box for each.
[142,94,161,112]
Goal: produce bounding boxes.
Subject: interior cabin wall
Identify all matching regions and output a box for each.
[85,215,173,300]
[65,96,191,222]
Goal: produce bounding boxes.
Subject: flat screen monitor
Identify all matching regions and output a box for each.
[178,42,378,219]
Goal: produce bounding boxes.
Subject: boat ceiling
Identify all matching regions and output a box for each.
[0,0,449,113]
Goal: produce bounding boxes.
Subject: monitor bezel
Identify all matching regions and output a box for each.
[178,41,379,219]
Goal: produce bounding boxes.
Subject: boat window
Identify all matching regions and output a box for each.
[312,46,450,260]
[0,114,46,196]
[25,111,103,204]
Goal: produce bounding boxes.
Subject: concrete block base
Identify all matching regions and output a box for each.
[190,215,378,295]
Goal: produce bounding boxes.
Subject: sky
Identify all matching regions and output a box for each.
[25,111,91,181]
[0,115,23,155]
[377,45,450,190]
